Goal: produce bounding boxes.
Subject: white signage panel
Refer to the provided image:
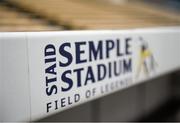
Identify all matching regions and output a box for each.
[27,29,180,120]
[1,27,180,121]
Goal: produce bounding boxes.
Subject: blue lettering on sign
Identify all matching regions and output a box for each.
[44,44,57,96]
[44,38,132,94]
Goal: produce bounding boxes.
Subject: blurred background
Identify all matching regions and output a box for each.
[0,0,180,122]
[0,0,180,31]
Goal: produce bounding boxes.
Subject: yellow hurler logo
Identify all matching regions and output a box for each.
[136,37,158,79]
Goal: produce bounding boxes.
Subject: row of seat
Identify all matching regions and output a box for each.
[0,5,61,32]
[6,0,180,29]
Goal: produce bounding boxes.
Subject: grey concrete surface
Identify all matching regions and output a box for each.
[39,72,179,122]
[39,101,93,122]
[144,76,172,114]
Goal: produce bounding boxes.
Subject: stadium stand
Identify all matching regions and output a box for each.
[4,0,180,30]
[0,3,61,31]
[0,0,180,122]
